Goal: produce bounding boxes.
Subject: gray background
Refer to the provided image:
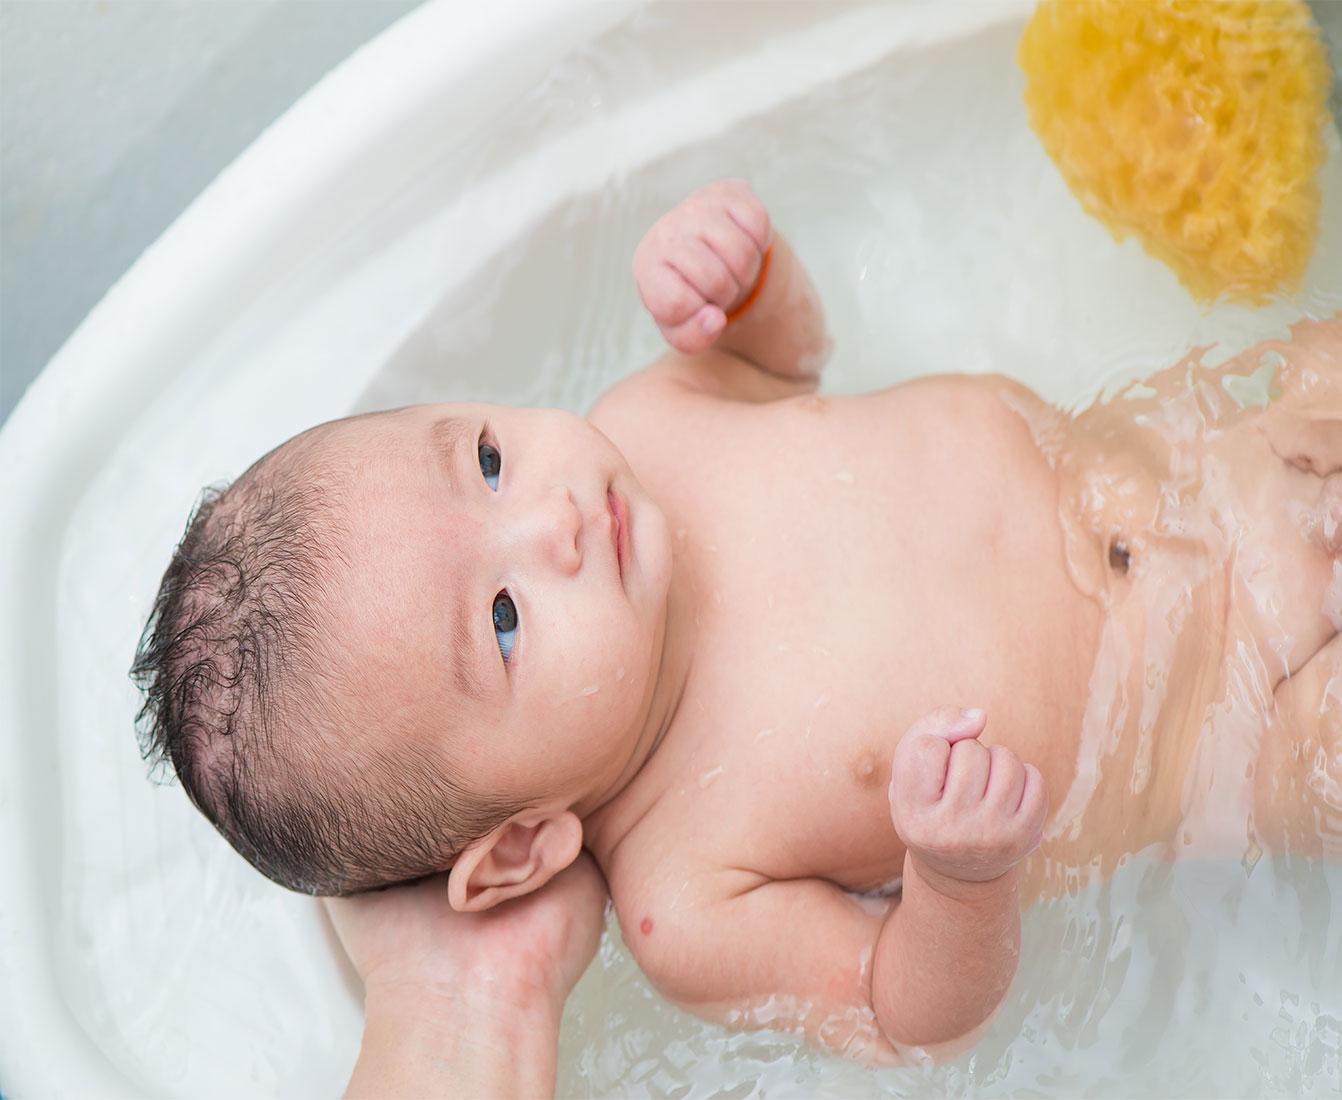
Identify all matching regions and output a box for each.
[3,0,1340,428]
[0,0,421,426]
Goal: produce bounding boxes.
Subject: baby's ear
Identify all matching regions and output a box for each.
[448,809,583,912]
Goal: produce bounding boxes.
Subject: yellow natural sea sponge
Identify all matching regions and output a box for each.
[1019,0,1332,303]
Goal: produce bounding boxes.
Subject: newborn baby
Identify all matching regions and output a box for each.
[133,180,1341,1062]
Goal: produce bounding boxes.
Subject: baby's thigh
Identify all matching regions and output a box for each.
[1263,412,1342,478]
[1257,315,1342,474]
[1210,416,1340,681]
[1255,635,1342,859]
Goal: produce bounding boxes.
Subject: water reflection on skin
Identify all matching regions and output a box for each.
[559,317,1342,1098]
[724,316,1342,1072]
[1007,314,1342,902]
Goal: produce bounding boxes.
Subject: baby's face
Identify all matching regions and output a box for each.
[321,403,674,809]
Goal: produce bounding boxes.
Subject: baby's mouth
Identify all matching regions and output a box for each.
[608,487,630,580]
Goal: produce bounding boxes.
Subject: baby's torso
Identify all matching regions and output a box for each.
[588,372,1104,901]
[586,320,1339,962]
[1040,320,1342,870]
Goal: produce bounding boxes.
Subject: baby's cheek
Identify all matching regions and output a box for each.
[557,601,660,740]
[564,626,631,696]
[559,645,642,724]
[581,664,645,724]
[606,605,659,688]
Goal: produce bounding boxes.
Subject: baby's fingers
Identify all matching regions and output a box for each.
[1015,763,1048,835]
[891,707,980,803]
[890,733,951,809]
[670,237,742,312]
[984,745,1026,812]
[943,739,990,809]
[662,303,725,355]
[636,262,722,354]
[893,707,986,804]
[698,216,764,300]
[903,706,987,746]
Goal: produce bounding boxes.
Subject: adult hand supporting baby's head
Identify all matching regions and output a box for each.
[328,853,607,1098]
[326,849,608,1015]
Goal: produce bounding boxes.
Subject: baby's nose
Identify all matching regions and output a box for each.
[525,485,582,575]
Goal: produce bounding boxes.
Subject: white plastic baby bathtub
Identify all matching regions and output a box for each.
[2,1,1341,1096]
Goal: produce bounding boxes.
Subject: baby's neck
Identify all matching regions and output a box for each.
[577,551,699,843]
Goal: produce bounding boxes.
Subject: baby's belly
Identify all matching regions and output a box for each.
[1028,363,1330,889]
[675,378,1108,898]
[1036,515,1233,887]
[790,378,1107,896]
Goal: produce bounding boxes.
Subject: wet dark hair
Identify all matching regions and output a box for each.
[130,427,519,895]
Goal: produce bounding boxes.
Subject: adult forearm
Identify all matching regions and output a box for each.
[346,984,562,1099]
[871,857,1021,1052]
[716,233,830,382]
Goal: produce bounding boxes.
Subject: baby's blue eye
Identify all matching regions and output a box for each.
[492,592,518,663]
[479,442,501,491]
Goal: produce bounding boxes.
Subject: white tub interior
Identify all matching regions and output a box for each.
[2,0,1341,1096]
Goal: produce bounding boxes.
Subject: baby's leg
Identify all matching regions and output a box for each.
[1264,416,1342,478]
[1254,632,1342,859]
[1220,434,1341,684]
[1259,315,1342,477]
[1209,317,1342,683]
[1247,317,1342,850]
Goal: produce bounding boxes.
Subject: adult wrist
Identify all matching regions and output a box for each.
[350,978,562,1100]
[364,967,564,1034]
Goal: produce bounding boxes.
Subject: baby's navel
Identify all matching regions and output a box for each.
[1108,537,1131,575]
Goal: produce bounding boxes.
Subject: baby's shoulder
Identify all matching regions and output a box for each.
[590,349,815,433]
[599,821,767,1000]
[589,352,818,496]
[596,792,697,918]
[587,354,696,436]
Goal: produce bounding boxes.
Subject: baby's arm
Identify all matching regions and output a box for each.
[623,708,1046,1062]
[633,180,830,388]
[879,707,1047,1044]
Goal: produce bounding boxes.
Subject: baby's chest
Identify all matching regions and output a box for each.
[634,385,1091,884]
[661,650,912,891]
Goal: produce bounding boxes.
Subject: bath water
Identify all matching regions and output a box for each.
[55,4,1342,1096]
[364,12,1342,1097]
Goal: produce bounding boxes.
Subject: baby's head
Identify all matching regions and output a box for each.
[132,403,673,899]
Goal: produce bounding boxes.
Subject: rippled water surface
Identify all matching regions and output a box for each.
[56,3,1342,1096]
[381,8,1342,1098]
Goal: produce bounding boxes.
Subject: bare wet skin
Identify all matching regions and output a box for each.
[224,289,1341,1072]
[591,315,1342,952]
[1021,315,1342,896]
